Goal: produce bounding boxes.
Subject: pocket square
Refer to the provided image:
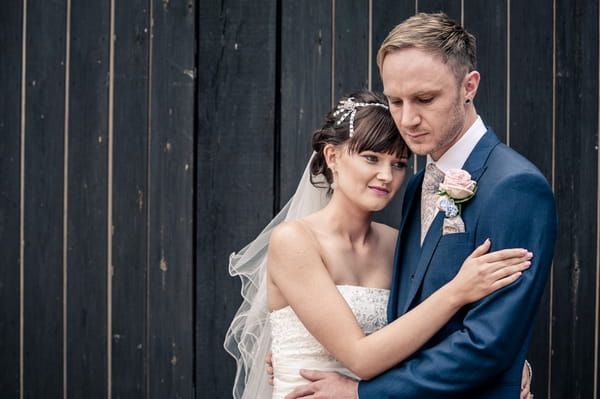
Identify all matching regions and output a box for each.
[442,215,465,235]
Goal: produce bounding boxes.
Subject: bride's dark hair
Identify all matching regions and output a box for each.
[310,90,410,188]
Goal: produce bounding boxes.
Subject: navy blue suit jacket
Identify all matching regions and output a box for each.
[358,130,557,398]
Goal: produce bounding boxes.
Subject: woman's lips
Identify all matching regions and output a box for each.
[369,186,390,195]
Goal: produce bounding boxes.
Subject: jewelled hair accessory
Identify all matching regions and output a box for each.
[332,97,389,137]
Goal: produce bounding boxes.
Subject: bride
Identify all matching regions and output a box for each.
[225,91,533,399]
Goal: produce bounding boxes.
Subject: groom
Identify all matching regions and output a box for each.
[286,12,557,398]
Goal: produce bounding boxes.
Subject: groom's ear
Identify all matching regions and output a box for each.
[463,70,480,101]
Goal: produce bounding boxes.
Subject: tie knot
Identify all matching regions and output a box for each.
[423,163,445,193]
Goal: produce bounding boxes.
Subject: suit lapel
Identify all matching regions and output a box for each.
[400,213,444,314]
[462,129,500,175]
[399,129,501,314]
[388,171,423,319]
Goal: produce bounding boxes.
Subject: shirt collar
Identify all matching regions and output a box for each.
[426,116,487,173]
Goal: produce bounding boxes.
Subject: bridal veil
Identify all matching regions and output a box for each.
[224,153,330,399]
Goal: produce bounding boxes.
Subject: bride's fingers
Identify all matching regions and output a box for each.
[467,238,491,260]
[491,262,532,280]
[486,257,532,276]
[479,248,532,264]
[491,270,523,289]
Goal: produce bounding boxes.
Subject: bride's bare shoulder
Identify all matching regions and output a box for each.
[269,219,318,252]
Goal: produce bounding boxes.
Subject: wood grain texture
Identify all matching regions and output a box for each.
[552,0,599,397]
[334,0,369,97]
[279,1,332,207]
[0,1,23,397]
[196,1,277,396]
[21,1,67,397]
[417,0,461,22]
[111,1,150,397]
[147,1,195,398]
[463,0,508,142]
[66,1,110,397]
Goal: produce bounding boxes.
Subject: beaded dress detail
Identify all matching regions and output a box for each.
[269,285,389,399]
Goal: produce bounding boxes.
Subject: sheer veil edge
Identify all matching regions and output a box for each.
[224,153,330,399]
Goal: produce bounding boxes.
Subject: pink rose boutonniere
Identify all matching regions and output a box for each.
[436,169,477,218]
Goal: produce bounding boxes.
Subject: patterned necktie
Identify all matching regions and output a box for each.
[421,163,445,243]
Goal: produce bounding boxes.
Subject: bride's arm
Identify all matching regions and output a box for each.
[268,222,532,380]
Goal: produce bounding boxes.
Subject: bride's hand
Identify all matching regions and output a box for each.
[450,239,533,305]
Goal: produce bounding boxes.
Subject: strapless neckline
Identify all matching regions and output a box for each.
[269,284,389,399]
[270,284,390,315]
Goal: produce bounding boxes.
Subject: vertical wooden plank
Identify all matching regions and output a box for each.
[507,2,554,398]
[508,1,554,177]
[334,0,369,97]
[111,2,150,398]
[463,0,508,142]
[280,1,332,207]
[416,0,461,22]
[371,0,415,226]
[66,0,110,397]
[196,1,277,396]
[552,1,599,398]
[371,0,415,92]
[0,1,23,397]
[21,1,66,397]
[148,1,194,397]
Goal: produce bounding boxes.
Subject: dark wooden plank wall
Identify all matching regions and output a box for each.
[67,2,110,396]
[1,1,598,398]
[196,1,278,396]
[0,0,22,396]
[553,1,599,398]
[111,0,150,396]
[22,1,67,397]
[0,1,195,398]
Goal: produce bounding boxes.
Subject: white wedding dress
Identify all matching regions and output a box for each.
[269,285,389,399]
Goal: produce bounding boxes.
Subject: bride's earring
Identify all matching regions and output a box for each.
[330,168,337,190]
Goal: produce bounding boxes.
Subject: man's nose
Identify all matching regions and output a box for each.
[399,104,420,128]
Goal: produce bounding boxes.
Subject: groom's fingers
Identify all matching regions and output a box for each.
[283,370,328,399]
[284,383,315,399]
[298,369,329,381]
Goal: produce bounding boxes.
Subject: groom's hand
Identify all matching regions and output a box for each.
[284,370,358,399]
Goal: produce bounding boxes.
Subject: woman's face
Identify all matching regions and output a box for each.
[333,147,408,212]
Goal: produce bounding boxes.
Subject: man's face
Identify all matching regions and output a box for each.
[381,48,467,160]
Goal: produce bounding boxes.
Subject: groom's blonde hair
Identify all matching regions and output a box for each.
[377,12,477,83]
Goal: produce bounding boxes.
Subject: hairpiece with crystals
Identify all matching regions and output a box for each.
[332,97,389,137]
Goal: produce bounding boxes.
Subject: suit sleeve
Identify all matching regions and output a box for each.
[358,172,557,398]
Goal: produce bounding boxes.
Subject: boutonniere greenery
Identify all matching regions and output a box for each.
[436,169,477,218]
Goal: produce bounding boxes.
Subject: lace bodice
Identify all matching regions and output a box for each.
[269,285,389,399]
